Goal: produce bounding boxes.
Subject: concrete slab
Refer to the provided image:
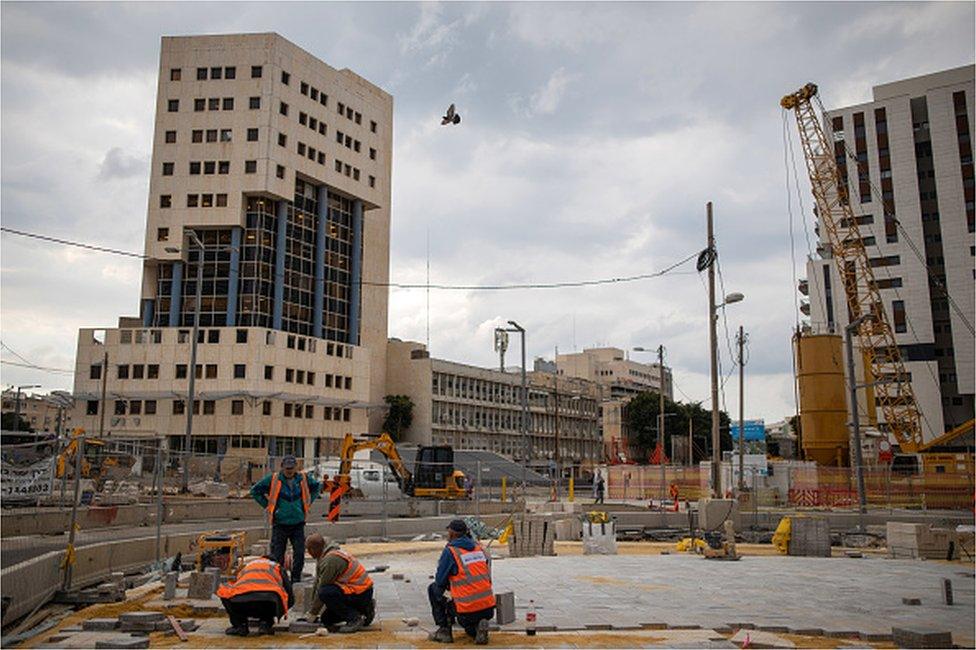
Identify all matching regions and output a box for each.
[730,629,795,648]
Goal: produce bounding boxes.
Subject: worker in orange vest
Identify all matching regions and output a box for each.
[428,519,495,645]
[216,556,294,637]
[250,455,322,584]
[303,533,376,633]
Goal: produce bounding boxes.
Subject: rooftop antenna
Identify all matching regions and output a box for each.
[426,227,430,350]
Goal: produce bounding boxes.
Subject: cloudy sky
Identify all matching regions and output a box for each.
[1,2,973,421]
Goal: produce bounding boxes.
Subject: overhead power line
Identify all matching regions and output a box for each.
[1,225,700,291]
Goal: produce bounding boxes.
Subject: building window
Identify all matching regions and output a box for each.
[892,300,907,334]
[208,97,219,111]
[249,96,261,109]
[218,160,230,174]
[210,66,222,80]
[173,400,185,415]
[201,193,213,208]
[225,66,236,79]
[192,130,203,143]
[305,405,314,419]
[334,159,342,172]
[262,401,272,415]
[320,93,328,106]
[145,400,157,415]
[165,130,177,143]
[170,68,181,81]
[236,329,248,343]
[156,228,169,243]
[318,152,325,165]
[369,147,376,160]
[278,132,287,147]
[307,371,316,386]
[220,128,232,142]
[245,160,257,174]
[206,129,217,143]
[162,162,174,176]
[205,364,218,379]
[300,81,309,95]
[204,161,215,174]
[160,194,172,209]
[203,400,215,415]
[114,400,127,415]
[216,193,227,207]
[231,400,244,415]
[345,377,352,390]
[147,364,159,379]
[370,120,377,133]
[264,365,273,380]
[234,364,246,379]
[190,162,201,175]
[343,408,351,421]
[299,112,307,125]
[297,142,306,155]
[285,368,294,382]
[251,65,262,78]
[168,99,179,112]
[222,97,234,110]
[281,70,290,85]
[280,102,289,116]
[175,364,187,379]
[369,175,375,188]
[194,98,206,112]
[311,88,319,100]
[354,112,361,124]
[117,364,129,379]
[284,403,292,417]
[90,364,102,380]
[276,164,285,179]
[87,400,98,415]
[197,67,207,80]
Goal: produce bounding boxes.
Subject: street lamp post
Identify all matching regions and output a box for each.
[496,322,528,488]
[845,314,873,531]
[704,202,744,498]
[167,232,205,493]
[633,346,668,502]
[13,384,41,432]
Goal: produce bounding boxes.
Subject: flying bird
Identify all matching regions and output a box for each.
[441,103,461,125]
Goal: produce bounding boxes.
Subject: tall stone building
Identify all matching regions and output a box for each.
[72,33,392,460]
[801,65,975,444]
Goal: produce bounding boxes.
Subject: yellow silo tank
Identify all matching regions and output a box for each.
[794,332,849,466]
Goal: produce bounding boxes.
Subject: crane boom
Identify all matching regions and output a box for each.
[782,83,924,453]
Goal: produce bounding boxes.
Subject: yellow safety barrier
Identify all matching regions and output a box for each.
[501,476,507,502]
[569,477,574,501]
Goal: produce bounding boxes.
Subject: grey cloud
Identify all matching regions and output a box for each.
[97,147,147,181]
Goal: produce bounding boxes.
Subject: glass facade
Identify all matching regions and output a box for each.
[153,180,360,343]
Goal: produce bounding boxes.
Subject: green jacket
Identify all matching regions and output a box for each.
[307,542,347,617]
[250,471,321,525]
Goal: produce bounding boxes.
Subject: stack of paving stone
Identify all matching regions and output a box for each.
[582,519,618,555]
[887,522,960,560]
[788,516,830,557]
[507,517,555,557]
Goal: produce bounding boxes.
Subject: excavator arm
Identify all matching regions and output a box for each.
[327,433,414,521]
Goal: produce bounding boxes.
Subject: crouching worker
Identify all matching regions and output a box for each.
[428,519,495,645]
[304,533,375,633]
[217,556,294,637]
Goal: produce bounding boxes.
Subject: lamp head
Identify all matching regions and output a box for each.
[724,292,745,305]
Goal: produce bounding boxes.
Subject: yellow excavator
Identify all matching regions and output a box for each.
[55,428,117,483]
[325,433,466,521]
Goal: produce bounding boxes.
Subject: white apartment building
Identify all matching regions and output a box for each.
[386,340,603,470]
[802,65,975,445]
[1,390,73,435]
[555,347,673,401]
[72,33,392,460]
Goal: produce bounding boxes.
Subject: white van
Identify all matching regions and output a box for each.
[311,459,403,499]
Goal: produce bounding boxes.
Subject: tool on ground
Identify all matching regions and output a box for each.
[702,520,740,561]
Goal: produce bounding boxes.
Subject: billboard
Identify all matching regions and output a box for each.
[730,419,766,441]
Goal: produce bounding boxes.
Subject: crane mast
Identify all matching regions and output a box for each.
[782,83,924,453]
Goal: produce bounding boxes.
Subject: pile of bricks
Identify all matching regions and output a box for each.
[887,522,960,560]
[788,516,830,557]
[507,517,555,557]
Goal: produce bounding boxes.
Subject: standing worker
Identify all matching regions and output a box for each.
[302,533,376,633]
[593,473,605,504]
[250,455,321,584]
[217,555,294,637]
[427,519,495,645]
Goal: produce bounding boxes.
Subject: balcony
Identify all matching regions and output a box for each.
[798,279,809,296]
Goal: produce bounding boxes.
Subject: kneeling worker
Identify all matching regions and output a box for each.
[304,533,375,633]
[217,556,294,636]
[428,519,495,644]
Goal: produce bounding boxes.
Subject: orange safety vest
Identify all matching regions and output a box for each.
[448,543,495,614]
[327,549,374,595]
[267,471,311,523]
[216,558,289,615]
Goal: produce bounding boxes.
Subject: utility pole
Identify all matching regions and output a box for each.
[183,238,204,493]
[845,315,871,531]
[553,372,560,499]
[98,351,109,439]
[707,202,721,497]
[737,326,747,493]
[506,321,528,488]
[688,417,694,466]
[658,345,666,501]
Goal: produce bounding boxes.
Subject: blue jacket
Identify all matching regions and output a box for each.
[434,535,481,592]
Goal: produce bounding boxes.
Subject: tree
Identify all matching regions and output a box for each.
[1,412,33,432]
[382,395,414,442]
[624,392,732,464]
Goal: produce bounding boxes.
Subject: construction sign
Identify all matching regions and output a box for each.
[1,457,55,502]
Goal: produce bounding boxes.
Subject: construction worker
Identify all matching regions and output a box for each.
[427,519,495,645]
[216,555,294,637]
[250,455,322,583]
[303,533,375,633]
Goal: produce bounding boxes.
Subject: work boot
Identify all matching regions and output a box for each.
[338,614,366,634]
[475,619,490,645]
[363,598,377,626]
[429,626,454,643]
[256,621,275,636]
[224,625,248,637]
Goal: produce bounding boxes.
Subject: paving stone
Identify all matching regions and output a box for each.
[826,630,860,639]
[902,597,922,605]
[712,626,734,634]
[641,623,668,630]
[119,622,156,632]
[93,636,150,650]
[187,571,218,599]
[668,624,702,630]
[163,571,178,600]
[118,611,165,624]
[790,628,824,636]
[730,629,795,648]
[495,591,516,625]
[891,627,953,648]
[859,632,893,642]
[758,625,790,633]
[82,619,119,631]
[289,621,322,633]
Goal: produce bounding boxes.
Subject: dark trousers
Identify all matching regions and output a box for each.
[269,522,305,583]
[594,492,604,504]
[222,598,276,629]
[428,582,494,637]
[317,584,373,626]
